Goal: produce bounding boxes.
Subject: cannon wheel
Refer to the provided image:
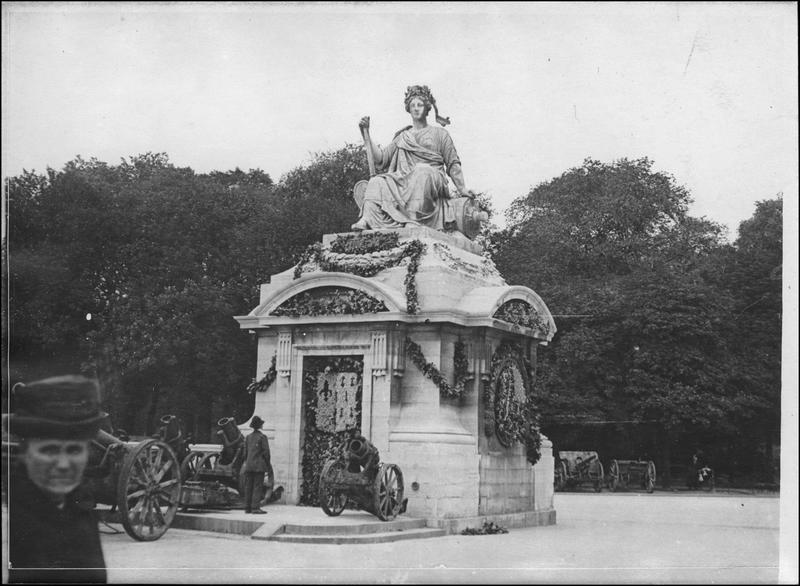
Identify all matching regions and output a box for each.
[608,460,620,492]
[373,463,404,521]
[554,460,567,492]
[180,451,204,480]
[117,439,181,541]
[593,461,604,493]
[645,461,656,493]
[197,452,220,476]
[318,459,348,516]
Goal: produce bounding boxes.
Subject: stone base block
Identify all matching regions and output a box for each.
[428,507,556,534]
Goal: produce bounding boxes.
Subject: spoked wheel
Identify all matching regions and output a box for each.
[197,452,220,478]
[608,460,620,492]
[117,439,181,541]
[373,463,404,521]
[554,460,567,492]
[593,462,604,493]
[318,459,348,516]
[180,451,204,481]
[645,461,657,493]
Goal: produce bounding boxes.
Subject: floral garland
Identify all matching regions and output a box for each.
[405,338,470,400]
[493,300,549,336]
[246,353,277,395]
[483,341,542,465]
[293,234,426,315]
[329,232,400,254]
[270,287,388,317]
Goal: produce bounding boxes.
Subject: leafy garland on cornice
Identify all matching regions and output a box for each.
[405,338,470,400]
[271,288,388,317]
[293,233,426,314]
[493,300,549,336]
[483,341,542,465]
[247,353,277,395]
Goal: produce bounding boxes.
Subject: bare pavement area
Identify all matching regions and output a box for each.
[85,492,786,584]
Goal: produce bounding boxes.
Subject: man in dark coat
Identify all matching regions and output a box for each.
[4,375,108,583]
[241,415,270,514]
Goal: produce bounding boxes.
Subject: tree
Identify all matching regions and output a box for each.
[493,157,774,483]
[4,144,372,440]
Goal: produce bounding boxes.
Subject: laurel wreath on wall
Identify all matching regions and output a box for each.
[405,337,471,400]
[483,341,542,466]
[292,233,426,314]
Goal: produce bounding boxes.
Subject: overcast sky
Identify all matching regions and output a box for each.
[2,2,797,238]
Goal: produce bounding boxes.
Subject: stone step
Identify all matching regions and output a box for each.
[280,517,427,535]
[262,527,447,544]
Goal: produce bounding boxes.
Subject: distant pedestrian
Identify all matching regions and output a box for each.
[4,375,108,583]
[241,415,270,514]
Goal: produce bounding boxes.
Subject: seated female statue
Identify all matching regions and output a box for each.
[351,85,477,233]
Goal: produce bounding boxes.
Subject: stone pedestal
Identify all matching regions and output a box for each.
[235,227,557,523]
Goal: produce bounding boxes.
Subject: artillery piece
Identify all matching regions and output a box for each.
[607,458,657,493]
[318,435,406,521]
[554,450,605,492]
[179,416,278,508]
[81,417,183,541]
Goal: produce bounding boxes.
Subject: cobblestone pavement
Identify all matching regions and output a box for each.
[85,492,785,584]
[3,492,789,583]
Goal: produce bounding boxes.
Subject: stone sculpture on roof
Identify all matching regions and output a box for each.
[351,85,488,239]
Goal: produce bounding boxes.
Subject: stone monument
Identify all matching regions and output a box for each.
[235,86,556,529]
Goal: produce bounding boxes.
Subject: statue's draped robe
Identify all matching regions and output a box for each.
[360,126,460,230]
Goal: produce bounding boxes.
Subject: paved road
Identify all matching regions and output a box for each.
[91,493,783,584]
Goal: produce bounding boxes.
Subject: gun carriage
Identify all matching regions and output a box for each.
[317,435,406,521]
[553,450,605,492]
[80,415,185,542]
[607,458,657,493]
[179,416,277,509]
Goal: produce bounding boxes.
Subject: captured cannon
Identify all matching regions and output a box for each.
[3,415,183,542]
[179,416,280,508]
[607,458,657,493]
[81,419,183,541]
[554,450,605,492]
[318,435,406,521]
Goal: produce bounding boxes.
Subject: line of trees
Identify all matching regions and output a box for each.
[2,150,781,485]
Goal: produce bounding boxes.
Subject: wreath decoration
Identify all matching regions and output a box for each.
[405,337,470,400]
[270,287,388,317]
[247,353,277,395]
[293,233,426,314]
[493,300,549,337]
[483,341,542,465]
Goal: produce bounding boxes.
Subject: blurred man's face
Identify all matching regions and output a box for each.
[22,438,89,496]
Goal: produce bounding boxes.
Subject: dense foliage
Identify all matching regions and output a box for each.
[494,157,782,484]
[2,149,782,487]
[3,146,368,440]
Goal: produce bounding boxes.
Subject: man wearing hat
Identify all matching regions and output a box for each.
[4,375,107,583]
[241,415,270,514]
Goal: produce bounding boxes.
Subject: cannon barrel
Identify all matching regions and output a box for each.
[573,453,598,471]
[94,428,126,447]
[345,436,379,472]
[216,417,243,447]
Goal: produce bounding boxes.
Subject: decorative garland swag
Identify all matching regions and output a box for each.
[293,233,426,314]
[247,353,277,394]
[404,338,470,400]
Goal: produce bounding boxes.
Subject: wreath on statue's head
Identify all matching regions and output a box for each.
[484,341,542,466]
